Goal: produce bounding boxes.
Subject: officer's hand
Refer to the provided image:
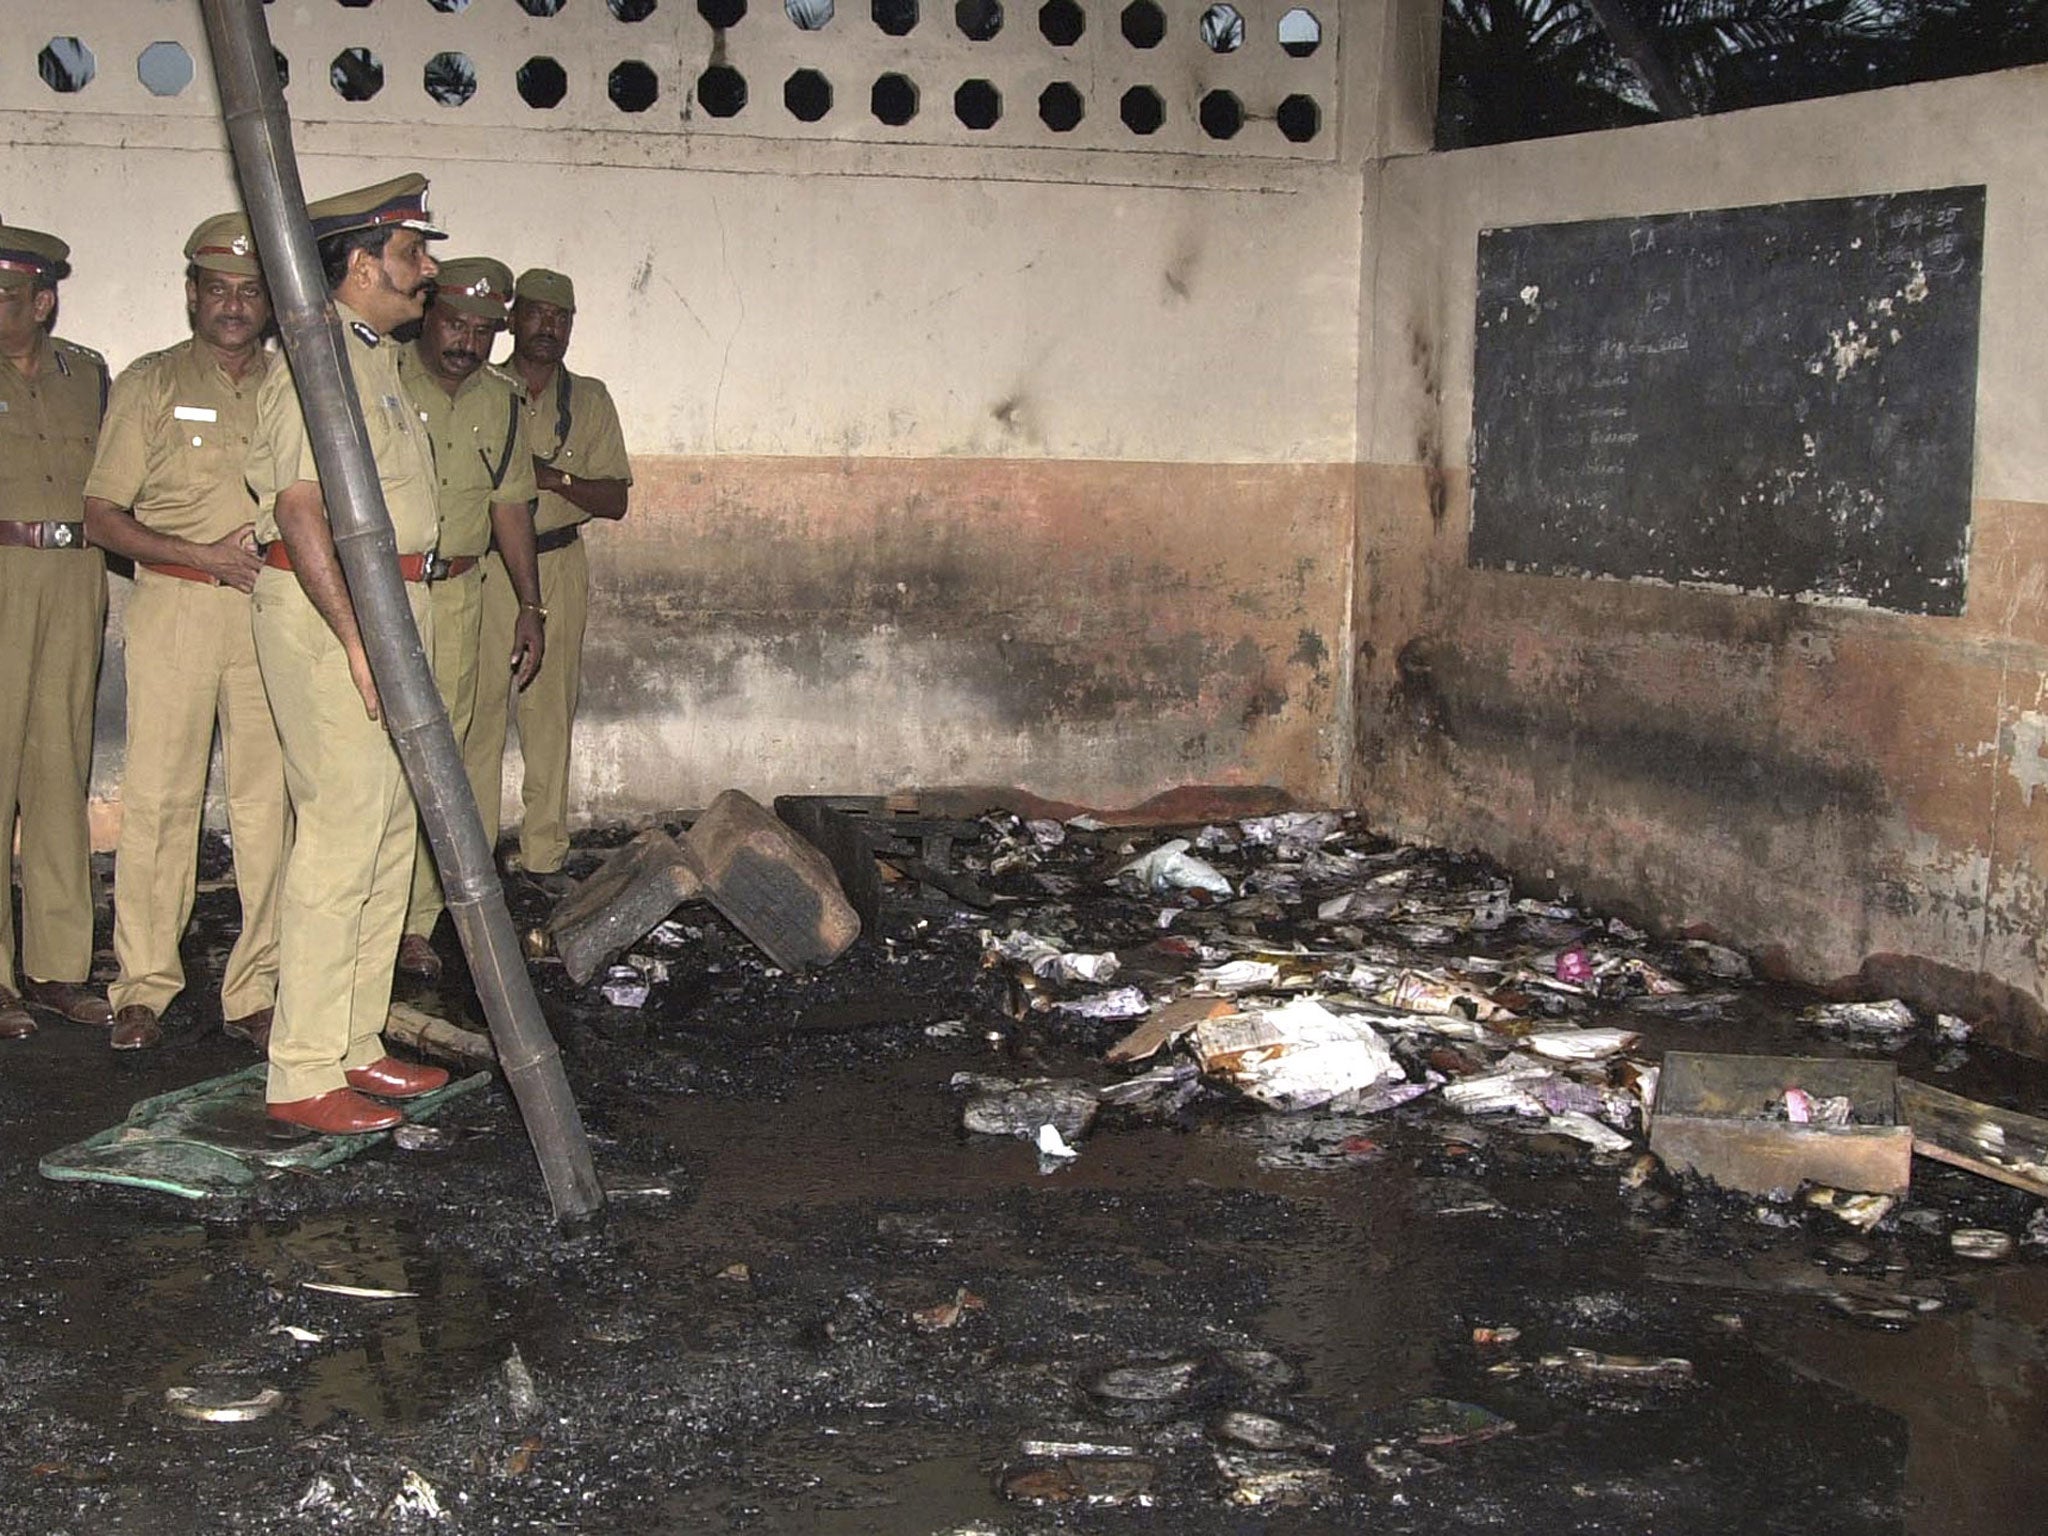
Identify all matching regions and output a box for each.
[347,645,382,723]
[204,525,265,593]
[510,608,546,691]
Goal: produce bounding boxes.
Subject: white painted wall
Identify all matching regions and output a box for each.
[4,0,1370,466]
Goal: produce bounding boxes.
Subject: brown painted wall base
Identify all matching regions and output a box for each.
[88,454,1353,842]
[568,454,1352,812]
[1353,462,2048,1059]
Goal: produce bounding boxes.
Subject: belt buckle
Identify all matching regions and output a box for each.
[423,552,451,583]
[45,520,78,549]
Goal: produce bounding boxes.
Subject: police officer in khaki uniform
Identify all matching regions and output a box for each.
[83,213,287,1052]
[246,175,452,1134]
[394,257,545,980]
[467,269,631,894]
[0,223,113,1042]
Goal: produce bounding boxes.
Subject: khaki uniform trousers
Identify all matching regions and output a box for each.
[251,569,431,1104]
[466,536,588,873]
[0,546,105,988]
[110,571,287,1019]
[403,565,484,940]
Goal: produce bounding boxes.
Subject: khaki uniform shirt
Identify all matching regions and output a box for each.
[84,338,269,541]
[520,365,631,536]
[0,333,105,523]
[246,302,438,555]
[396,349,536,559]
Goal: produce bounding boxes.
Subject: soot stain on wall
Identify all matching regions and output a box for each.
[580,609,1293,735]
[554,459,1348,807]
[1290,628,1329,675]
[579,503,1328,738]
[1390,632,1890,834]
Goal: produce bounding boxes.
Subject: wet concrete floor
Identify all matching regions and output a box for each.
[2,823,2046,1533]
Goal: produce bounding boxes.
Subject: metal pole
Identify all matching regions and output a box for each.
[199,0,605,1230]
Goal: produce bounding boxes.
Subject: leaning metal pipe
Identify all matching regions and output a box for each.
[199,0,605,1229]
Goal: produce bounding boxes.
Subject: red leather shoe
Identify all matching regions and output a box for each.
[344,1056,450,1100]
[267,1088,402,1135]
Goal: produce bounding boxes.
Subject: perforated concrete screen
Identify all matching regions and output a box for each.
[8,0,1337,162]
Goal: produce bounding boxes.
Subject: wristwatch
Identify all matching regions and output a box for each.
[520,602,549,621]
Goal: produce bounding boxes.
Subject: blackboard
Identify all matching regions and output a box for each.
[1469,187,1985,615]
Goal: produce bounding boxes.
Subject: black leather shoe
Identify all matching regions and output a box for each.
[223,1006,273,1052]
[22,979,113,1027]
[111,1005,162,1050]
[0,989,35,1040]
[396,934,444,981]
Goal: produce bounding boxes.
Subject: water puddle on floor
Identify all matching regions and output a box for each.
[60,1213,511,1434]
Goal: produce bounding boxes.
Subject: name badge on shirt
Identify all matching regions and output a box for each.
[173,405,219,423]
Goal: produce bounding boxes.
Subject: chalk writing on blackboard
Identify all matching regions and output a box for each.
[1470,187,1984,617]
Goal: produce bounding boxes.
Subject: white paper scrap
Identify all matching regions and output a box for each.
[1191,997,1405,1112]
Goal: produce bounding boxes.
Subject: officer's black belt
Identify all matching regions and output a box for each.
[533,526,581,555]
[0,519,88,551]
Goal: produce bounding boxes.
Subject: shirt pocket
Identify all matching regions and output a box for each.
[48,418,103,492]
[161,410,243,487]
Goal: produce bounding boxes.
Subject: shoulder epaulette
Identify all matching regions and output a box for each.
[53,338,106,367]
[52,337,111,417]
[124,344,181,376]
[483,362,528,401]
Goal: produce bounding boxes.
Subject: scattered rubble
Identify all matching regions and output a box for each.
[501,1345,542,1424]
[1540,1347,1696,1387]
[12,806,2048,1533]
[382,1466,445,1522]
[952,1073,1099,1144]
[163,1383,285,1424]
[1950,1227,2015,1261]
[1806,998,1919,1042]
[974,809,1711,1164]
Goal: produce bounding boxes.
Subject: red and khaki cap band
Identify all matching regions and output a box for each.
[185,212,262,277]
[0,224,70,287]
[432,256,515,318]
[305,173,448,245]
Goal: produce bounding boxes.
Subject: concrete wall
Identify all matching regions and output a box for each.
[3,0,1375,837]
[1356,63,2048,1050]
